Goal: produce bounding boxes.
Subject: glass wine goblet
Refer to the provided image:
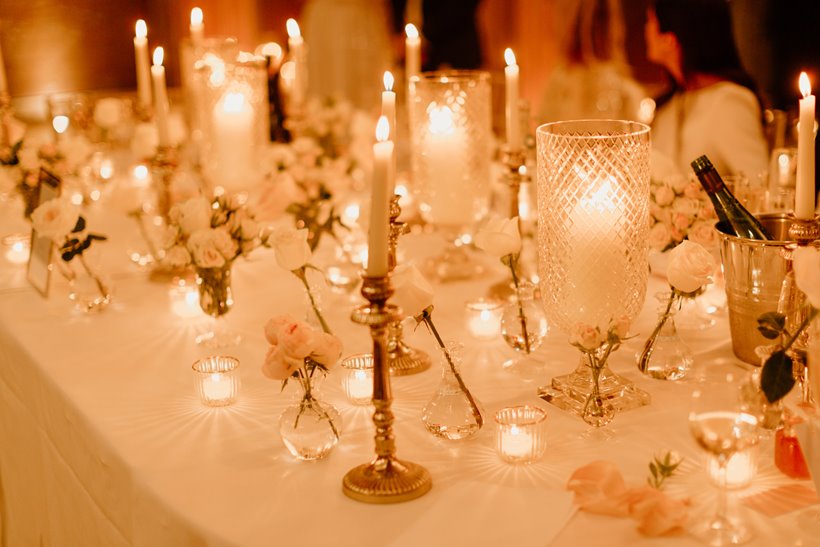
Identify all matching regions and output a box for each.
[689,372,760,546]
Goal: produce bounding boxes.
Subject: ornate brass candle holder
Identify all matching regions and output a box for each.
[0,91,13,153]
[341,195,431,376]
[500,146,530,221]
[149,145,178,222]
[342,274,432,503]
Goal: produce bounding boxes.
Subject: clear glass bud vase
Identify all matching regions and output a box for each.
[501,281,549,350]
[421,342,484,440]
[195,264,241,347]
[279,378,342,461]
[68,255,112,313]
[637,291,693,381]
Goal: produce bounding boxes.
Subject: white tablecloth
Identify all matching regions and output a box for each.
[0,202,817,547]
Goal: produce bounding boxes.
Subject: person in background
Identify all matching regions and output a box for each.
[645,0,768,178]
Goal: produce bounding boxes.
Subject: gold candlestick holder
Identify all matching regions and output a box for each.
[342,274,432,503]
[149,145,179,222]
[0,91,13,155]
[341,195,431,376]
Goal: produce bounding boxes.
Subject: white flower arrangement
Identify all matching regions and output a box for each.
[649,175,719,252]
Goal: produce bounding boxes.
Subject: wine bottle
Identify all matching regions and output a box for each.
[690,155,771,240]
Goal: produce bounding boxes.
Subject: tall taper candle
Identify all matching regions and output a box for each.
[367,116,394,277]
[151,47,171,147]
[504,48,521,152]
[134,20,151,110]
[286,18,306,109]
[190,7,204,47]
[796,71,816,219]
[405,24,421,81]
[0,36,7,95]
[382,71,397,136]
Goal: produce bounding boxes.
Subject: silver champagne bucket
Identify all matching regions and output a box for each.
[717,214,795,365]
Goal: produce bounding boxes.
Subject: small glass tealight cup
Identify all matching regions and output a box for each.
[192,355,240,407]
[340,356,373,405]
[465,298,503,340]
[495,405,548,464]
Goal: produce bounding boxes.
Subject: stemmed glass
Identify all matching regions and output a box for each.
[689,372,760,546]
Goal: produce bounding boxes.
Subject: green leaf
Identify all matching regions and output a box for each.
[72,216,86,233]
[757,312,786,339]
[760,350,795,403]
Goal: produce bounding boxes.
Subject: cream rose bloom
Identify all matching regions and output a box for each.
[175,196,212,235]
[278,320,317,360]
[666,240,716,293]
[687,220,719,250]
[390,264,434,318]
[793,246,820,309]
[474,216,521,258]
[653,185,675,207]
[31,199,79,243]
[187,229,227,269]
[268,226,311,271]
[164,245,192,268]
[311,332,343,367]
[648,222,672,251]
[570,323,603,351]
[211,227,238,259]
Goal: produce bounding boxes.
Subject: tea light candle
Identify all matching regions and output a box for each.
[192,355,240,407]
[170,278,201,318]
[341,358,374,405]
[465,298,503,339]
[707,446,758,489]
[495,405,548,464]
[3,234,30,265]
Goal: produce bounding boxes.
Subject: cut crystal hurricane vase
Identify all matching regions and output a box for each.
[535,120,651,422]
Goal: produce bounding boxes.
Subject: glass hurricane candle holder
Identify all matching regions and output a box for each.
[408,70,492,281]
[536,120,651,420]
[494,405,548,464]
[465,297,503,340]
[192,355,240,407]
[341,356,374,405]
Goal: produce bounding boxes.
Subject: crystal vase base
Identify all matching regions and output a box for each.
[538,363,650,416]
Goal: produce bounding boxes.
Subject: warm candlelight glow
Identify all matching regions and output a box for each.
[259,42,282,59]
[375,115,390,142]
[52,116,69,135]
[190,7,203,26]
[286,18,301,39]
[133,164,149,181]
[465,298,503,339]
[428,105,455,134]
[193,356,240,407]
[383,71,394,92]
[135,19,147,39]
[405,23,419,39]
[153,46,164,66]
[99,159,114,180]
[504,47,516,66]
[495,406,548,464]
[799,71,811,98]
[222,92,246,113]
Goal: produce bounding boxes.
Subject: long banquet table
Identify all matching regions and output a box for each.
[0,199,818,547]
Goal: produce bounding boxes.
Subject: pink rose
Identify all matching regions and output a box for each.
[671,212,690,232]
[696,203,717,221]
[632,488,689,537]
[569,323,603,351]
[687,220,719,250]
[653,185,675,207]
[264,314,297,345]
[613,315,631,339]
[682,181,702,199]
[278,320,317,359]
[648,222,672,251]
[261,346,300,380]
[567,461,629,516]
[311,332,343,367]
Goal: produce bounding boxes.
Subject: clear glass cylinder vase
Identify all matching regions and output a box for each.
[195,264,241,347]
[536,120,651,419]
[421,342,484,440]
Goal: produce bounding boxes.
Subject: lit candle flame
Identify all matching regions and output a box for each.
[428,105,455,134]
[383,71,394,92]
[153,47,164,66]
[286,18,301,38]
[375,115,390,142]
[504,47,516,66]
[799,71,812,98]
[259,42,282,59]
[222,92,246,113]
[191,7,203,26]
[405,23,419,40]
[135,19,147,39]
[52,115,69,134]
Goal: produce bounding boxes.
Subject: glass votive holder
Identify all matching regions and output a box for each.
[340,356,373,405]
[192,356,240,407]
[495,405,548,464]
[465,298,503,340]
[3,234,31,265]
[707,445,758,489]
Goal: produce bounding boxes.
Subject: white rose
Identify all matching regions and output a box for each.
[164,245,192,268]
[648,222,672,251]
[687,220,719,250]
[31,198,79,243]
[187,229,226,269]
[212,227,238,259]
[131,122,158,159]
[793,246,820,309]
[653,185,675,207]
[268,226,311,271]
[176,196,212,235]
[390,264,434,318]
[666,240,716,293]
[474,215,521,258]
[93,98,123,129]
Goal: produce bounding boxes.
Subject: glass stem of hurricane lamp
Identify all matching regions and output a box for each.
[508,255,531,353]
[421,310,484,427]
